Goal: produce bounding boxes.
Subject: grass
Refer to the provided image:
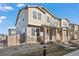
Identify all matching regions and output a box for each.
[16,49,43,56]
[16,49,76,56]
[16,45,76,56]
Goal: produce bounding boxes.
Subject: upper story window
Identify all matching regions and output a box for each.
[47,17,50,23]
[56,22,58,26]
[38,13,41,20]
[62,21,67,27]
[33,11,37,19]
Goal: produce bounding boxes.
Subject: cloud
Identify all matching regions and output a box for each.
[0,20,2,23]
[0,16,7,20]
[17,4,26,7]
[0,4,13,12]
[0,16,7,23]
[3,6,13,10]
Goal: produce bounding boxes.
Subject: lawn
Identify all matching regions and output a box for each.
[16,44,76,56]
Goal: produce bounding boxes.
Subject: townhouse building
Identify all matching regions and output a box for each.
[70,24,79,40]
[15,5,59,44]
[15,5,79,46]
[74,24,79,40]
[77,25,79,39]
[59,18,70,43]
[0,34,7,47]
[53,17,61,42]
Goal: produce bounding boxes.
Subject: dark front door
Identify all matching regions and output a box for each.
[20,33,26,43]
[36,28,41,42]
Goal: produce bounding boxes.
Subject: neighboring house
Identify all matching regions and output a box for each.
[8,27,16,35]
[77,25,79,39]
[7,27,20,46]
[16,5,57,44]
[53,17,61,42]
[60,18,70,43]
[74,24,79,40]
[70,24,79,40]
[0,34,7,47]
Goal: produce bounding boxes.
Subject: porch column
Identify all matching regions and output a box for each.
[68,30,70,42]
[43,27,48,43]
[61,28,63,42]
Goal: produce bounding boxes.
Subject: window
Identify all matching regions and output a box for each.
[21,27,25,33]
[31,28,36,36]
[33,11,37,19]
[36,28,40,36]
[63,22,67,27]
[47,17,50,23]
[23,19,24,21]
[56,22,58,26]
[38,13,41,20]
[36,28,40,32]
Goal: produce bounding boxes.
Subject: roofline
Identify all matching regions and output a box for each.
[70,23,78,25]
[15,6,27,25]
[15,5,56,25]
[60,18,70,23]
[26,5,55,17]
[41,7,55,18]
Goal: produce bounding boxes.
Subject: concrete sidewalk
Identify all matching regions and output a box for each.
[64,49,79,56]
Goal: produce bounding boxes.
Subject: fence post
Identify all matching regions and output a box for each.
[43,46,46,56]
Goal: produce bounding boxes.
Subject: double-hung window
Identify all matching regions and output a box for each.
[38,13,41,20]
[33,11,37,19]
[47,17,50,23]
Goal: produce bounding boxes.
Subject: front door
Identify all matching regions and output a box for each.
[20,33,26,43]
[63,30,68,42]
[52,28,56,41]
[36,28,41,42]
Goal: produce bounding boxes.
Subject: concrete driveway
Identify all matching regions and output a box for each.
[64,49,79,56]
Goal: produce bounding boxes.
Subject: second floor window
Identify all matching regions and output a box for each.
[47,17,50,23]
[38,13,41,20]
[33,11,37,19]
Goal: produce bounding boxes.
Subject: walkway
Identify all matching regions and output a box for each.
[64,49,79,56]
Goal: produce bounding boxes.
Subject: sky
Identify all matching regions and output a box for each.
[0,3,79,34]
